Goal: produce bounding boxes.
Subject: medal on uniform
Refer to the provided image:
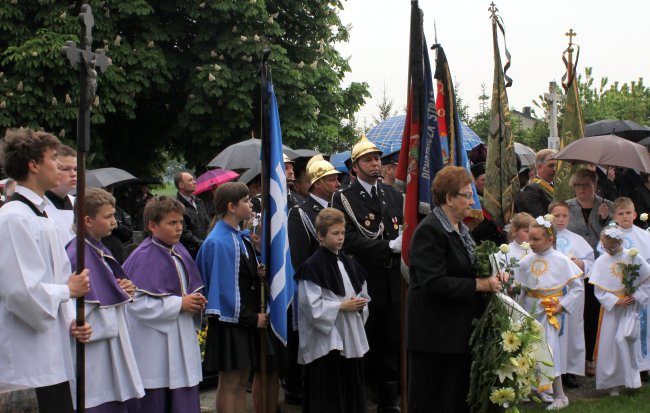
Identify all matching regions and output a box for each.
[392,217,398,230]
[369,213,375,220]
[365,220,371,227]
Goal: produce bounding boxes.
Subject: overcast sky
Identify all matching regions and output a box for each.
[336,0,649,127]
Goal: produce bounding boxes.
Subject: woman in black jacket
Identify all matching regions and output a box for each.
[407,166,502,413]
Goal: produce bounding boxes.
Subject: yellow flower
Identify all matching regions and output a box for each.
[521,242,530,251]
[489,387,516,405]
[629,248,639,258]
[515,355,531,375]
[500,244,510,254]
[544,214,554,222]
[501,331,522,353]
[641,213,648,222]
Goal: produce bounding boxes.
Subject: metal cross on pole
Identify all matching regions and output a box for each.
[60,4,110,412]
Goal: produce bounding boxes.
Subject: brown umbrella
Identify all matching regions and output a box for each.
[553,134,650,172]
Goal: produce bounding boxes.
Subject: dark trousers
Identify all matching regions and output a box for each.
[584,281,601,361]
[35,381,73,413]
[303,351,366,413]
[285,306,303,398]
[364,302,400,384]
[408,351,471,413]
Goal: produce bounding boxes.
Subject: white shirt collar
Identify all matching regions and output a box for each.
[15,185,49,213]
[356,178,377,197]
[179,192,194,204]
[309,193,329,208]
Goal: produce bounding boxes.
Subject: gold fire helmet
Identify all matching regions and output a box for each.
[282,153,294,164]
[307,155,339,187]
[350,134,382,164]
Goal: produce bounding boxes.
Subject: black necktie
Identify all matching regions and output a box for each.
[371,186,380,209]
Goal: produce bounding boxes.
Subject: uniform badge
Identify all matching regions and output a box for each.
[369,213,375,220]
[365,220,371,227]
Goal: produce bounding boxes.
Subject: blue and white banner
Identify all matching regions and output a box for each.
[261,81,294,345]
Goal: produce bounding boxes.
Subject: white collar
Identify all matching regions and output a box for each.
[309,193,329,208]
[179,192,194,203]
[15,185,49,213]
[357,178,377,197]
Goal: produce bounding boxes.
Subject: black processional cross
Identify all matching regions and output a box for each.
[61,5,110,412]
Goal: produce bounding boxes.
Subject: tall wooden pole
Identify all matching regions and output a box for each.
[61,5,110,411]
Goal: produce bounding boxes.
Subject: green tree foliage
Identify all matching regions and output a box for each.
[468,83,490,140]
[0,0,369,176]
[577,67,649,125]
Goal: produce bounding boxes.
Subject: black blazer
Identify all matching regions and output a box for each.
[332,179,403,305]
[287,196,323,271]
[177,192,210,258]
[514,181,553,218]
[407,212,485,354]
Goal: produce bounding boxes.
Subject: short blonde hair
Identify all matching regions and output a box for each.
[315,208,345,238]
[569,168,598,186]
[613,197,635,212]
[85,187,115,219]
[508,212,535,241]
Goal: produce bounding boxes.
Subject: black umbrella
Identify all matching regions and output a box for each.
[86,167,137,188]
[585,120,650,142]
[207,138,298,170]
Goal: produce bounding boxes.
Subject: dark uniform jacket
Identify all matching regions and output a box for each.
[177,192,210,258]
[288,195,326,271]
[407,211,485,354]
[331,179,403,305]
[514,179,553,218]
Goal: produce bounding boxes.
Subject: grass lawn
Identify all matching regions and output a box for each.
[523,384,650,412]
[152,182,176,197]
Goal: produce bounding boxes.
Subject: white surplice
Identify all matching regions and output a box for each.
[44,195,75,245]
[597,225,650,264]
[72,302,144,407]
[0,187,74,392]
[297,261,370,365]
[589,249,650,389]
[556,229,595,376]
[514,248,584,377]
[126,292,203,389]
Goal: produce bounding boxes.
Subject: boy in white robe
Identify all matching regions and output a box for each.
[0,128,90,412]
[66,188,144,412]
[514,215,583,411]
[551,201,593,383]
[589,225,650,395]
[295,208,370,413]
[597,197,650,371]
[123,196,206,413]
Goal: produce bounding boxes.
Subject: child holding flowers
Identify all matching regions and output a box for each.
[514,214,584,410]
[589,225,650,395]
[502,212,536,259]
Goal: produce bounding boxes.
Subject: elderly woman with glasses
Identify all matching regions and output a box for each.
[407,166,502,413]
[565,167,614,378]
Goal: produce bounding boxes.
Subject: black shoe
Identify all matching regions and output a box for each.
[562,373,579,388]
[641,371,650,382]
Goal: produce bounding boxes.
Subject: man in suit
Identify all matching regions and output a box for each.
[332,136,403,413]
[515,149,556,218]
[175,172,210,257]
[285,155,341,404]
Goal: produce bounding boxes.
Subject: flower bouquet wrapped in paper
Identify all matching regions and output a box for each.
[468,241,554,413]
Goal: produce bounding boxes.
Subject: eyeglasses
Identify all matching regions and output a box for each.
[454,192,474,200]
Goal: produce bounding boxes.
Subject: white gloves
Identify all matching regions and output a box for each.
[389,234,403,253]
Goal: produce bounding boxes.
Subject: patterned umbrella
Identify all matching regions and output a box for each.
[193,169,239,195]
[367,114,483,153]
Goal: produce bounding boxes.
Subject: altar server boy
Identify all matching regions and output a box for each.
[590,225,650,395]
[66,187,144,411]
[295,208,370,413]
[0,128,90,413]
[124,196,206,413]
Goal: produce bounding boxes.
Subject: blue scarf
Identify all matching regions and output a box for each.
[196,220,248,323]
